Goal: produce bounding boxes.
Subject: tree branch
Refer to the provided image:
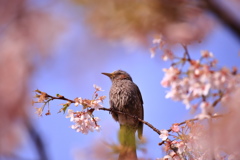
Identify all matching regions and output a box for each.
[203,0,240,41]
[182,44,191,61]
[34,90,162,135]
[99,107,161,135]
[24,118,49,160]
[35,90,225,148]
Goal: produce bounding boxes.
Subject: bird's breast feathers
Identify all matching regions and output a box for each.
[110,80,141,109]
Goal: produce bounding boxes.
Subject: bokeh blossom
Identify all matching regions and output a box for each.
[171,124,180,133]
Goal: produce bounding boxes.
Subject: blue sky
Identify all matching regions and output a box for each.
[26,1,240,160]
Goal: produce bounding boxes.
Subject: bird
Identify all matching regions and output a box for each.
[102,70,144,160]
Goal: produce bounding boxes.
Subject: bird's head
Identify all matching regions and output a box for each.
[102,70,133,82]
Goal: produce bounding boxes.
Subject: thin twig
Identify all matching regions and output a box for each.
[182,44,191,61]
[212,91,223,107]
[24,118,49,160]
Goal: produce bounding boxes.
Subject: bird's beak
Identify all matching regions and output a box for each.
[102,72,113,78]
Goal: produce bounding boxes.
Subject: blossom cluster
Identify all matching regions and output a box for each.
[74,85,106,110]
[66,109,100,134]
[158,121,211,160]
[161,50,240,118]
[152,39,240,159]
[33,84,106,134]
[65,85,106,133]
[158,120,237,160]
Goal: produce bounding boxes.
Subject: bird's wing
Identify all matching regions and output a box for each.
[136,85,144,139]
[110,99,120,122]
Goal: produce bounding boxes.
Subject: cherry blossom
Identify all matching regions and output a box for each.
[66,109,100,134]
[152,35,165,48]
[33,85,105,135]
[158,49,240,159]
[161,50,240,119]
[90,99,103,110]
[195,102,213,120]
[74,97,83,106]
[162,49,174,61]
[159,129,169,141]
[201,50,213,58]
[162,155,173,160]
[93,84,103,91]
[171,124,180,132]
[150,47,157,58]
[161,67,180,88]
[35,107,43,117]
[66,109,75,121]
[74,96,105,110]
[175,141,185,154]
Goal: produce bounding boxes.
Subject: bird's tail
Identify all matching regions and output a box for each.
[118,125,137,160]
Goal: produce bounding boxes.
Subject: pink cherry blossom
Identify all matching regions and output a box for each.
[93,84,103,91]
[150,47,157,58]
[161,50,240,121]
[171,124,180,132]
[74,97,83,106]
[152,35,165,48]
[175,141,185,154]
[162,155,173,160]
[66,109,100,134]
[161,67,180,87]
[35,107,43,117]
[152,37,161,44]
[66,109,74,120]
[162,49,174,61]
[90,99,103,110]
[201,50,213,58]
[160,129,169,141]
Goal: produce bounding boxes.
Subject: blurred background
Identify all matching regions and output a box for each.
[0,0,239,159]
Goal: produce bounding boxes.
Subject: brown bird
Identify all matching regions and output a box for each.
[102,70,144,160]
